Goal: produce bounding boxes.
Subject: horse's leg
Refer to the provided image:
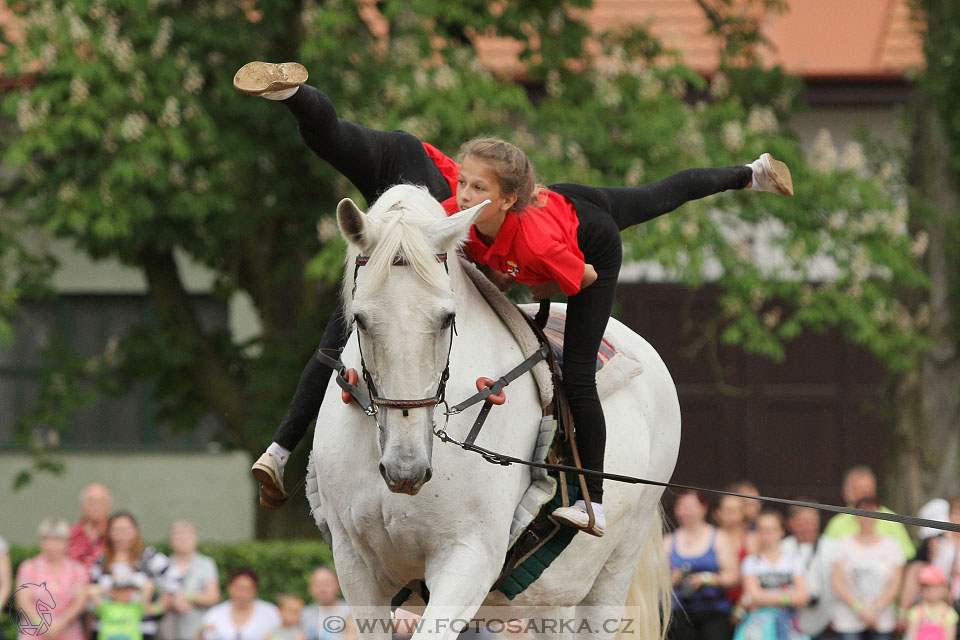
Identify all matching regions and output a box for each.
[331,555,394,640]
[571,519,654,640]
[526,607,576,640]
[411,544,502,640]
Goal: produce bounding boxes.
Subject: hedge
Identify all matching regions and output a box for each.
[3,540,335,639]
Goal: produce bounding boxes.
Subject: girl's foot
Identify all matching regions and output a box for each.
[233,61,308,99]
[552,499,606,537]
[748,153,794,196]
[252,448,288,509]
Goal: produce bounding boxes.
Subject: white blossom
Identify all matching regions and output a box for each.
[317,217,338,242]
[119,112,148,141]
[910,230,929,257]
[158,97,180,127]
[840,141,867,173]
[721,121,744,152]
[546,69,563,98]
[57,181,78,202]
[183,65,204,93]
[746,106,778,134]
[709,72,729,99]
[809,129,837,174]
[624,158,645,187]
[151,17,174,58]
[70,76,89,105]
[169,163,186,187]
[68,9,91,42]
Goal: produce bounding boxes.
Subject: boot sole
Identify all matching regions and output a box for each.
[252,463,287,500]
[233,62,308,95]
[765,155,794,196]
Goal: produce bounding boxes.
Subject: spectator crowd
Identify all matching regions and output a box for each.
[1,484,357,640]
[2,466,958,640]
[666,466,960,640]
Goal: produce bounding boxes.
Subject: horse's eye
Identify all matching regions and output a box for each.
[440,313,456,330]
[354,314,367,332]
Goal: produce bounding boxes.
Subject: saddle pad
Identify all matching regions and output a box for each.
[540,310,618,371]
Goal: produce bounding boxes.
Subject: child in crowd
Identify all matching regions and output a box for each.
[734,510,809,640]
[92,585,146,640]
[904,565,958,640]
[269,594,307,640]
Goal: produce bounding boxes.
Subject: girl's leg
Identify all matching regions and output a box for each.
[547,188,623,533]
[283,85,452,203]
[253,304,349,504]
[551,165,752,231]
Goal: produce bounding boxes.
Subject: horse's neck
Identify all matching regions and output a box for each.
[449,263,510,346]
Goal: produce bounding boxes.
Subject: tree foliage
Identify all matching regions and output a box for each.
[0,0,930,514]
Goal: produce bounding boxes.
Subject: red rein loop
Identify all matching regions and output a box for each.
[476,377,506,405]
[342,368,359,404]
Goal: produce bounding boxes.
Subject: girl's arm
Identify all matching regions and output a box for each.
[0,551,11,607]
[192,578,221,608]
[694,529,738,588]
[903,615,919,640]
[831,560,859,608]
[874,563,905,612]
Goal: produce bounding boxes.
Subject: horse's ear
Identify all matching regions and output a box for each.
[337,198,379,250]
[426,199,491,249]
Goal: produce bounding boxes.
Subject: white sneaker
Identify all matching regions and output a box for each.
[233,61,308,98]
[552,500,605,537]
[252,452,287,508]
[748,153,794,196]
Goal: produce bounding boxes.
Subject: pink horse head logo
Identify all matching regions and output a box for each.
[12,583,57,636]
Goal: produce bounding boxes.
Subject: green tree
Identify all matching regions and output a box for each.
[889,0,960,512]
[1,0,927,534]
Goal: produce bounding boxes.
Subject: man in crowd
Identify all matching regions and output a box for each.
[67,483,113,569]
[823,465,915,561]
[781,503,838,639]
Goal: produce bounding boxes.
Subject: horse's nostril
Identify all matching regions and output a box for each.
[379,462,388,479]
[423,468,433,484]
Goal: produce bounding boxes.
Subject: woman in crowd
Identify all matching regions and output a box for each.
[665,490,740,640]
[89,512,170,640]
[199,568,281,640]
[734,510,809,640]
[13,519,88,640]
[714,492,758,613]
[157,521,220,640]
[831,496,906,640]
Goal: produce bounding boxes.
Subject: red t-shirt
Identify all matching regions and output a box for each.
[422,143,586,295]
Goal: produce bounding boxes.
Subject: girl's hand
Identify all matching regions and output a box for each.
[483,268,515,292]
[530,281,563,299]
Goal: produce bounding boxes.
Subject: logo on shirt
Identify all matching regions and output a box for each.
[9,583,57,636]
[505,261,520,278]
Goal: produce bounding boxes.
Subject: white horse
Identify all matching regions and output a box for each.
[310,184,682,640]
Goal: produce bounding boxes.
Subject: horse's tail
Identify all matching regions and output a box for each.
[619,504,672,640]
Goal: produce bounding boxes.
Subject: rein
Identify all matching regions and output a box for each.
[335,252,960,536]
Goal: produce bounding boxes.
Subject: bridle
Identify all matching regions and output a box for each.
[346,252,454,421]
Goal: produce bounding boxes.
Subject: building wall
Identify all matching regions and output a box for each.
[0,451,256,545]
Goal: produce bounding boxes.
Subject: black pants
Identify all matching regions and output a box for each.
[273,86,750,501]
[668,610,732,640]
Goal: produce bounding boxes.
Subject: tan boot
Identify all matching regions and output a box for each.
[748,153,794,196]
[252,452,288,509]
[233,61,308,96]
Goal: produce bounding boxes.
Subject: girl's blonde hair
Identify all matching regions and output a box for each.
[457,137,544,211]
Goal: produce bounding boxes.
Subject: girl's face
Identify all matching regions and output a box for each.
[674,493,707,527]
[109,516,139,551]
[755,514,784,550]
[227,575,257,606]
[715,496,746,530]
[921,582,948,604]
[457,156,518,224]
[40,535,67,559]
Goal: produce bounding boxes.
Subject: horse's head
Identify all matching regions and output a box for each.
[337,185,489,495]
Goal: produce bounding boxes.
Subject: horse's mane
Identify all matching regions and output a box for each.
[343,184,455,314]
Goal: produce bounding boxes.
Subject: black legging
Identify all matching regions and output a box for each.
[273,85,751,502]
